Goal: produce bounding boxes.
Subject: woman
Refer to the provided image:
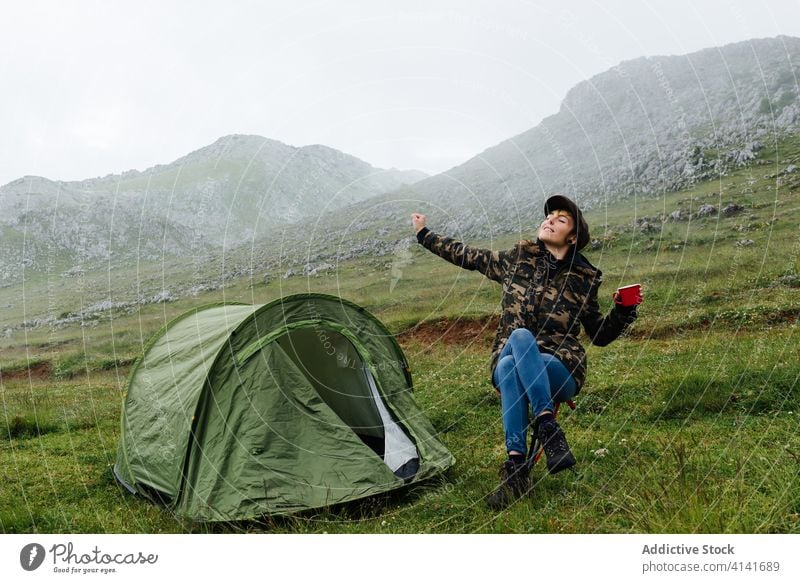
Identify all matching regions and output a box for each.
[411,194,641,510]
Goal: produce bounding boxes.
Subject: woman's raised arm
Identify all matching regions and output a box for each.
[411,212,512,283]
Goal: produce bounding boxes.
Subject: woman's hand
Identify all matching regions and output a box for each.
[411,213,427,234]
[612,285,644,307]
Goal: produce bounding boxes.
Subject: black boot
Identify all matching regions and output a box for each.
[536,414,576,474]
[487,460,531,510]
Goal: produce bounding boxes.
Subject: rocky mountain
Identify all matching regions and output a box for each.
[4,35,800,300]
[230,35,800,287]
[387,35,800,238]
[0,134,427,283]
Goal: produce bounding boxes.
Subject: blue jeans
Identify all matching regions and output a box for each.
[492,328,577,454]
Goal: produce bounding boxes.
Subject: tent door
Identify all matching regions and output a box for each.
[253,323,419,478]
[362,362,418,475]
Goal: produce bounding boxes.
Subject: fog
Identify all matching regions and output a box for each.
[2,0,799,185]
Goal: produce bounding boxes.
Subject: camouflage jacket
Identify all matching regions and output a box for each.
[416,227,637,393]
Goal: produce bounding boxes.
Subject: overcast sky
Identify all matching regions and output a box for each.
[2,0,800,186]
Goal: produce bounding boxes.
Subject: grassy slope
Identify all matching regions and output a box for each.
[0,137,798,533]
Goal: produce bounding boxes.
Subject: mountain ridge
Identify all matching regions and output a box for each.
[3,35,800,290]
[0,134,428,282]
[388,34,800,240]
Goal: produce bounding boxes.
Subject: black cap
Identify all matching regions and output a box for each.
[544,194,590,251]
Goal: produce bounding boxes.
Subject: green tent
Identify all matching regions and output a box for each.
[114,293,454,521]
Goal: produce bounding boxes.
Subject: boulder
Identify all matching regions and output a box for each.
[696,204,717,217]
[722,203,745,216]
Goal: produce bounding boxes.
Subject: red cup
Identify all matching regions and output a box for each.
[613,284,643,307]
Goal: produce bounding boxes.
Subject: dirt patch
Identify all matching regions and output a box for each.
[397,315,499,346]
[0,361,51,382]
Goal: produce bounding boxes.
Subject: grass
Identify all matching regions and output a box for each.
[1,327,797,533]
[1,135,799,533]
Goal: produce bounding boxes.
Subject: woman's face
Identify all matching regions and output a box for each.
[538,210,576,247]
